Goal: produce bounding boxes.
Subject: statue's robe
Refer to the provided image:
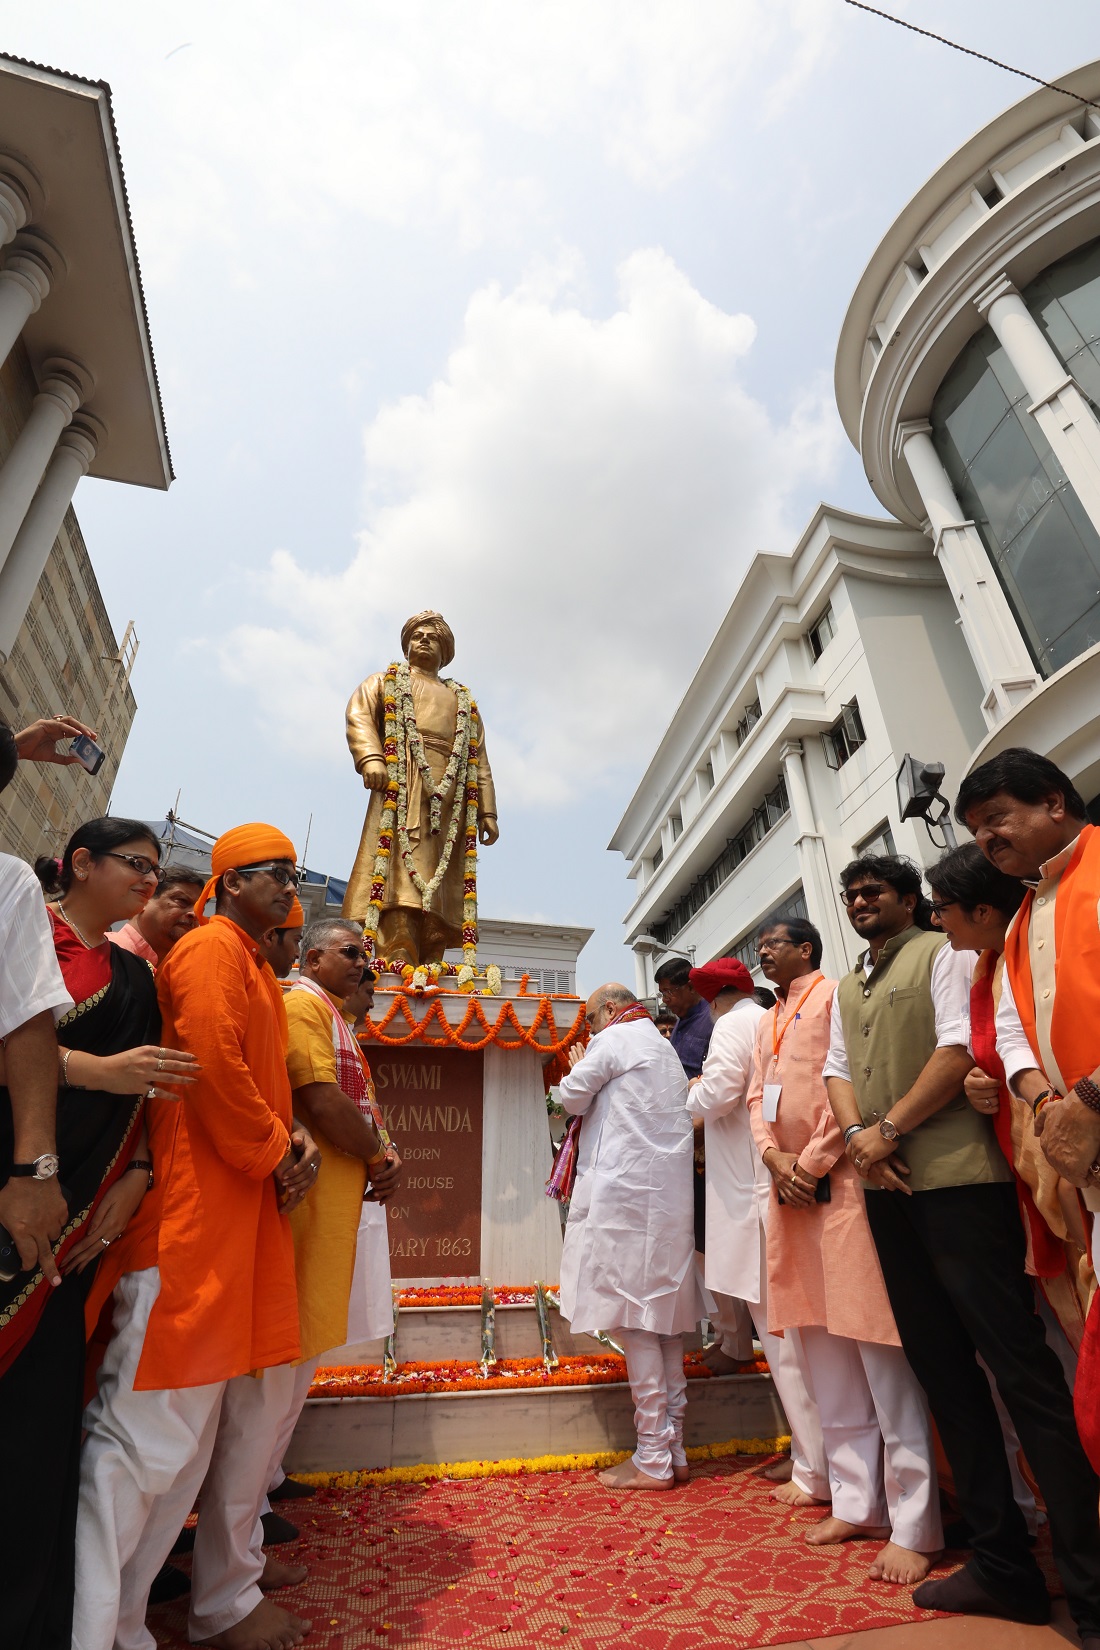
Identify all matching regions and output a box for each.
[342,668,495,949]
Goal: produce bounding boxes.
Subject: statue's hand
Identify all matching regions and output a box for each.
[362,762,389,792]
[479,815,499,846]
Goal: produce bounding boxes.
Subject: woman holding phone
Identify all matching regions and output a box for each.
[0,816,198,1650]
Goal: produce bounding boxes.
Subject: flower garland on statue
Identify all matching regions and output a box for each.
[361,661,481,970]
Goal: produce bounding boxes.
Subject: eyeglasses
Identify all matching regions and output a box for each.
[928,898,957,918]
[754,937,793,956]
[329,944,369,963]
[237,863,301,888]
[103,851,162,881]
[841,883,886,906]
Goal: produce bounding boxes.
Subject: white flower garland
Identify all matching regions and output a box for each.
[393,661,472,914]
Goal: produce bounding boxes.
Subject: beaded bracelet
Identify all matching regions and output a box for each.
[1073,1077,1100,1117]
[843,1123,863,1145]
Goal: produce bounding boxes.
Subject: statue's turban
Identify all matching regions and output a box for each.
[401,611,455,668]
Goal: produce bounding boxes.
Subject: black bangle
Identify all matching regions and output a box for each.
[843,1123,863,1145]
[125,1158,154,1188]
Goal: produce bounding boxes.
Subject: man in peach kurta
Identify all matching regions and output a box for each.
[74,825,320,1650]
[746,915,942,1586]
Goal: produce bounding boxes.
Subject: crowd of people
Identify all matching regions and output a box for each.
[555,745,1100,1645]
[0,715,401,1650]
[5,708,1100,1646]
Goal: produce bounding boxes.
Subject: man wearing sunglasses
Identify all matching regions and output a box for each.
[822,853,1099,1631]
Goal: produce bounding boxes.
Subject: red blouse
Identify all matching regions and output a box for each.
[48,907,112,1008]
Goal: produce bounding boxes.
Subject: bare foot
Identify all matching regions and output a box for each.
[806,1516,890,1547]
[200,1598,312,1650]
[771,1480,829,1507]
[702,1345,743,1374]
[868,1541,942,1585]
[672,1461,690,1484]
[758,1455,793,1483]
[597,1459,674,1491]
[261,1552,309,1591]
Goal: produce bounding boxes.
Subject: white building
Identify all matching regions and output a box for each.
[611,507,985,992]
[616,58,1100,987]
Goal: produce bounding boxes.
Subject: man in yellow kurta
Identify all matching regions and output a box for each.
[255,918,403,1504]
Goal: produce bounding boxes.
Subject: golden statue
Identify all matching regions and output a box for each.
[342,612,498,966]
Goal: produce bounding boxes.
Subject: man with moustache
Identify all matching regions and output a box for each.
[109,865,206,968]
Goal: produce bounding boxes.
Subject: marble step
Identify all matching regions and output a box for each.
[287,1370,786,1472]
[325,1302,706,1366]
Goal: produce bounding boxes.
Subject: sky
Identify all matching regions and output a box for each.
[9,2,1100,989]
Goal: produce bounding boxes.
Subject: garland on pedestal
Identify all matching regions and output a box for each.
[362,660,481,970]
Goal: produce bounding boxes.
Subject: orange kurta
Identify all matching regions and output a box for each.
[116,915,300,1390]
[746,973,899,1346]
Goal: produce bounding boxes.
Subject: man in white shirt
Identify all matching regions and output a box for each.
[686,956,828,1510]
[558,983,700,1490]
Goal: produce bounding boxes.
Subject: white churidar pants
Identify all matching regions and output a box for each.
[74,1268,227,1650]
[711,1291,756,1361]
[798,1326,943,1552]
[255,1358,320,1517]
[188,1358,317,1640]
[746,1265,829,1501]
[616,1328,687,1478]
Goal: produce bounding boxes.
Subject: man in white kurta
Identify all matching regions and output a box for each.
[558,984,701,1490]
[686,957,829,1507]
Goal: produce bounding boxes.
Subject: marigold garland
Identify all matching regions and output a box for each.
[357,992,585,1054]
[289,1434,793,1490]
[395,1285,539,1308]
[308,1351,768,1400]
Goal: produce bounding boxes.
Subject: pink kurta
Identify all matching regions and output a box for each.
[746,973,899,1347]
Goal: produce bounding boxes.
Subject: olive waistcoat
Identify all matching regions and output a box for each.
[836,926,1010,1194]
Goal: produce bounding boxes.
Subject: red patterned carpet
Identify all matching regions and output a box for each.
[144,1454,993,1649]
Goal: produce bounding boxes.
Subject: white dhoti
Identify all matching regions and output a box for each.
[710,1290,756,1361]
[344,1201,396,1344]
[74,1269,227,1650]
[798,1326,943,1552]
[617,1328,688,1478]
[189,1360,314,1640]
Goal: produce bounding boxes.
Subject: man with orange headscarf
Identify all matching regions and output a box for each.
[74,826,321,1650]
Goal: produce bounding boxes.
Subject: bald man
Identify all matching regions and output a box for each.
[557,984,700,1489]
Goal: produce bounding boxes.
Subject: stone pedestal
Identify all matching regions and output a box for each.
[363,985,581,1287]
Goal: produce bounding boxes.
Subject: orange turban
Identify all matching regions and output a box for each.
[194,822,298,922]
[283,896,305,929]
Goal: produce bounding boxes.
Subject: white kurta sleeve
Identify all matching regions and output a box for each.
[821,988,852,1083]
[0,857,72,1040]
[685,1005,758,1119]
[557,1033,632,1115]
[995,966,1045,1091]
[930,943,977,1049]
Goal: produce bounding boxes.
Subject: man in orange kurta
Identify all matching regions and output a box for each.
[74,825,320,1650]
[746,915,942,1581]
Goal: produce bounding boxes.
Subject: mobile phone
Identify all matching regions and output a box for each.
[69,734,106,776]
[0,1223,21,1282]
[815,1172,831,1203]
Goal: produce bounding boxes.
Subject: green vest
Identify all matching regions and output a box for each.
[836,926,1011,1194]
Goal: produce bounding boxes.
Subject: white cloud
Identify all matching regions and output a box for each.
[214,246,843,802]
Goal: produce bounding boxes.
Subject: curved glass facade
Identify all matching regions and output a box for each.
[931,237,1100,676]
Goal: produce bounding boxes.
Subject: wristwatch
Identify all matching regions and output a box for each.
[878,1119,901,1143]
[8,1153,60,1181]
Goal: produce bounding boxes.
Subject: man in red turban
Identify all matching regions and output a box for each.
[75,825,321,1650]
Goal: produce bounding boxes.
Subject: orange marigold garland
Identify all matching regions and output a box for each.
[309,1350,768,1400]
[356,992,585,1054]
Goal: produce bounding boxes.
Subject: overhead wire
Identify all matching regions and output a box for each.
[843,1,1100,114]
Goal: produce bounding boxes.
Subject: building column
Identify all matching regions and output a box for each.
[975,273,1100,540]
[0,416,102,663]
[0,172,29,247]
[0,358,90,574]
[0,234,60,369]
[898,419,1039,725]
[779,740,848,977]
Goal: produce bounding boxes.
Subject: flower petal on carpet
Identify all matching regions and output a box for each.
[148,1455,980,1648]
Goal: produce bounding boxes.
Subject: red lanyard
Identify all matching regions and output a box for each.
[771,974,823,1060]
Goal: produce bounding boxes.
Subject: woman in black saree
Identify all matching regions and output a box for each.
[0,817,198,1650]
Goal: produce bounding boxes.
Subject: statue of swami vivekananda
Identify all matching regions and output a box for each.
[342,611,498,967]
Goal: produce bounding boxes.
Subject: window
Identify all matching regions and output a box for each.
[703,759,715,791]
[650,775,790,945]
[670,813,683,841]
[651,843,663,872]
[822,701,866,770]
[806,606,836,661]
[856,821,897,859]
[735,699,762,747]
[726,888,808,972]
